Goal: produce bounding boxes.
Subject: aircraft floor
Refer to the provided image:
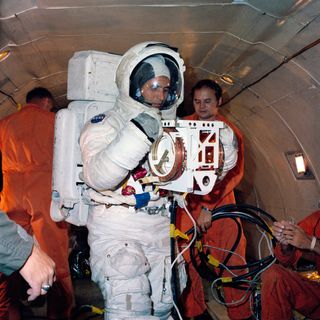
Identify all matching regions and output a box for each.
[20,278,230,320]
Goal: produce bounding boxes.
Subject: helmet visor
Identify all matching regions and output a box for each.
[130,54,182,110]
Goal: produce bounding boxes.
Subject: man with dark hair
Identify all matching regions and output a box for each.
[26,87,55,106]
[177,79,251,319]
[0,87,74,319]
[190,78,223,102]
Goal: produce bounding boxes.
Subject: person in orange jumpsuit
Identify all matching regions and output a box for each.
[176,79,252,319]
[0,87,74,319]
[261,211,320,319]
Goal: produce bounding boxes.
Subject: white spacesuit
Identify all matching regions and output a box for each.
[79,42,185,320]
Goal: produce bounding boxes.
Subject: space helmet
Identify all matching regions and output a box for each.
[115,42,185,118]
[129,53,181,110]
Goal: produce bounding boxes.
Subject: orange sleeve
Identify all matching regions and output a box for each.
[274,244,302,267]
[298,211,320,236]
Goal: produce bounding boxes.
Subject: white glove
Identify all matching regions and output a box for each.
[131,112,162,143]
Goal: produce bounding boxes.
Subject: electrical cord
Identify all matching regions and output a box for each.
[170,195,198,320]
[184,203,277,310]
[170,199,180,320]
[218,217,242,278]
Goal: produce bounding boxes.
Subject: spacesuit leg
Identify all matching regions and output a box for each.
[93,239,160,320]
[147,250,173,320]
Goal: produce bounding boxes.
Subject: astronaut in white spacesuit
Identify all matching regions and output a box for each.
[79,42,185,320]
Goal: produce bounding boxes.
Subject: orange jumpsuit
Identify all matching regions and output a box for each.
[0,104,74,319]
[261,211,320,319]
[177,113,252,319]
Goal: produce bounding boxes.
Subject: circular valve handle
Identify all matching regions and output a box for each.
[148,129,186,182]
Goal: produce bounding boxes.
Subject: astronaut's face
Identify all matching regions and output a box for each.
[140,76,171,109]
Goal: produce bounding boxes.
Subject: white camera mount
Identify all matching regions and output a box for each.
[148,119,225,195]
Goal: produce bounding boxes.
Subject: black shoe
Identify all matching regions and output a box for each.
[194,310,214,320]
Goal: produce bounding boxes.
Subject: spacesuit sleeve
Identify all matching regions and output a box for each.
[80,112,152,191]
[0,212,34,276]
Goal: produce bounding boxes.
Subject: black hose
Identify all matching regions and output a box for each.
[218,216,242,277]
[186,203,276,291]
[189,230,218,281]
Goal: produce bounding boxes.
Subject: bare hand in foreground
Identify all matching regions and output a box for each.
[19,245,56,301]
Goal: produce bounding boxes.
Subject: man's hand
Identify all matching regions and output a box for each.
[19,245,56,301]
[272,219,316,253]
[282,223,313,250]
[197,208,212,233]
[272,220,291,244]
